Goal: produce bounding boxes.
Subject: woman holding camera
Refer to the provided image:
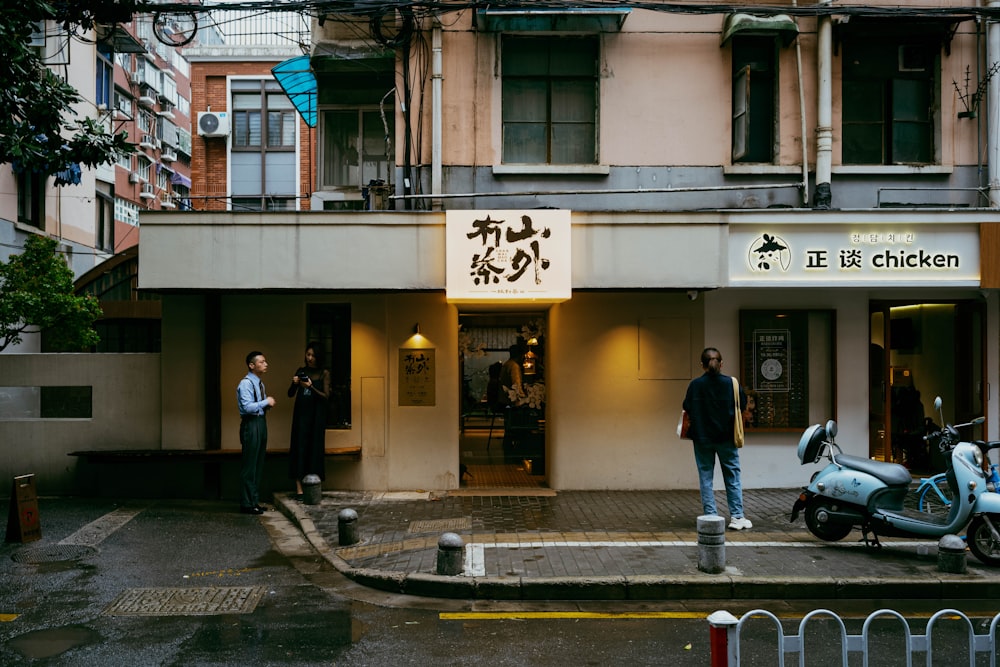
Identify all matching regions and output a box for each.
[287,343,331,500]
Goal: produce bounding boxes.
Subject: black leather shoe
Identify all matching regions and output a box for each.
[255,505,269,512]
[240,506,264,515]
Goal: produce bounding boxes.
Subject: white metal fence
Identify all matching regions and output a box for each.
[708,608,1000,666]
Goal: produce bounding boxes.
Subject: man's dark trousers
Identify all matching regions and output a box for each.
[240,415,267,508]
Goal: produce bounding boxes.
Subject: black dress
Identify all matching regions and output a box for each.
[287,367,330,482]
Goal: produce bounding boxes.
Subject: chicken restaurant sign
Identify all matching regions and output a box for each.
[729,224,979,286]
[446,209,572,303]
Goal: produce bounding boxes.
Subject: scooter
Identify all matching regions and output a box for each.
[791,396,1000,566]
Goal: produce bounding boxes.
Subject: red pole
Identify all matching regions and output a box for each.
[707,610,739,667]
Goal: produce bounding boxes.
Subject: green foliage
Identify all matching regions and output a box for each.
[0,235,102,352]
[0,0,134,180]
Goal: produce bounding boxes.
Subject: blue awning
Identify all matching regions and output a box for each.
[271,55,317,128]
[171,172,192,189]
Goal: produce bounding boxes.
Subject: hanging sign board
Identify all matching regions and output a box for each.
[6,474,41,543]
[446,209,572,303]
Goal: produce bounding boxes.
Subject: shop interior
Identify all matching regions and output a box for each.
[458,313,547,489]
[869,301,984,473]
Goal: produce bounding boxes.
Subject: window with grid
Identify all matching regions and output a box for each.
[321,109,393,189]
[231,80,297,211]
[842,40,936,165]
[501,35,598,165]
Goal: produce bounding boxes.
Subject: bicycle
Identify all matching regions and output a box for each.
[917,463,1000,515]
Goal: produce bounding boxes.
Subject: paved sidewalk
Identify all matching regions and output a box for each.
[274,487,1000,601]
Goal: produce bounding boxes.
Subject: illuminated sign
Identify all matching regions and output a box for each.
[446,209,572,303]
[729,225,980,286]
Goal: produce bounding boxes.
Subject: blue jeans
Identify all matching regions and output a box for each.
[692,441,744,518]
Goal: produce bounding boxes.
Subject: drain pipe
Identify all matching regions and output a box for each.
[432,22,443,210]
[989,2,1000,206]
[792,1,809,206]
[814,0,833,209]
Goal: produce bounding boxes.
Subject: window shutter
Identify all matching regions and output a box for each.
[732,65,751,162]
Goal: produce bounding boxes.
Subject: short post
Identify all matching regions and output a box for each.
[436,532,465,576]
[937,534,967,574]
[301,474,322,505]
[697,515,726,574]
[338,508,359,546]
[707,610,739,667]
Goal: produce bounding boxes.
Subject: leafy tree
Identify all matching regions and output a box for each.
[0,235,102,352]
[0,1,134,179]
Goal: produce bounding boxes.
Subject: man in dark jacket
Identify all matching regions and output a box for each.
[682,347,751,530]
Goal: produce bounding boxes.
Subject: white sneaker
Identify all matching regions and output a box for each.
[728,517,753,530]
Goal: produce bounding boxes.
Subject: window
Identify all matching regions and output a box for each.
[96,189,113,252]
[231,80,297,210]
[842,40,937,165]
[16,171,45,228]
[306,304,352,429]
[321,109,393,189]
[502,35,598,165]
[732,38,777,163]
[96,44,113,109]
[739,310,836,430]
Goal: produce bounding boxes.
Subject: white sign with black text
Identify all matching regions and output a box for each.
[446,209,572,303]
[729,224,980,286]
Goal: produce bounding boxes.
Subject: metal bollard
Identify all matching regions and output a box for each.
[338,508,359,546]
[697,515,726,574]
[937,534,967,574]
[301,474,322,505]
[436,532,465,576]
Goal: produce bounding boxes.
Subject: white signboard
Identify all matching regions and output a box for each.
[446,209,572,303]
[729,224,980,286]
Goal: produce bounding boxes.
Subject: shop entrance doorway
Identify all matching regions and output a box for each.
[869,300,985,473]
[458,312,547,489]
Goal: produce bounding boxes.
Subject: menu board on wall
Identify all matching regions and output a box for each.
[399,348,435,406]
[740,312,811,429]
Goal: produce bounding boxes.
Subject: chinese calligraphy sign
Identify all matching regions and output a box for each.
[399,348,435,406]
[447,210,572,303]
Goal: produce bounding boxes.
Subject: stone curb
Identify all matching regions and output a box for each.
[272,493,994,602]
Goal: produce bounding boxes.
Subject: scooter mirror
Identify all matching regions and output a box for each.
[825,419,837,438]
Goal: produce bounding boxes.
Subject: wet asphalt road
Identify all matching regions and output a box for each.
[4,498,999,666]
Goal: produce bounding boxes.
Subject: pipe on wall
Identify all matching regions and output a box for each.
[432,23,442,210]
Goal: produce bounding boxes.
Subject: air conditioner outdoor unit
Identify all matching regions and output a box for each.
[197,111,230,138]
[130,72,142,85]
[128,172,140,184]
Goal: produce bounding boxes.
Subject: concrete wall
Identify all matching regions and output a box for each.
[0,354,161,495]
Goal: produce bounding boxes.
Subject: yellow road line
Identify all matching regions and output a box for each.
[441,611,705,620]
[0,614,19,622]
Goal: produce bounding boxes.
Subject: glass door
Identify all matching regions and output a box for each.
[869,300,985,472]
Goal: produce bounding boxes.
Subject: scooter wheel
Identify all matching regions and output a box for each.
[967,515,1000,566]
[804,500,853,542]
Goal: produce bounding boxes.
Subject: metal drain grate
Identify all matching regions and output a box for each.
[408,517,472,534]
[104,586,267,616]
[11,545,96,564]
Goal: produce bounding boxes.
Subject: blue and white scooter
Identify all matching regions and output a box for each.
[791,397,1000,566]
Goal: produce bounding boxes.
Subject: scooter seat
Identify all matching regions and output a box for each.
[835,454,912,486]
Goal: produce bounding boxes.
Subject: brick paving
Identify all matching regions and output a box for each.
[278,487,1000,597]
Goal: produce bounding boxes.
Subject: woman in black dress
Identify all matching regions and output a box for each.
[287,343,331,499]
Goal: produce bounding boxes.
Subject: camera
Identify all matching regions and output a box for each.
[297,372,310,383]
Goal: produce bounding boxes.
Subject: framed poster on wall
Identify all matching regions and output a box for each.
[399,348,436,406]
[739,310,835,430]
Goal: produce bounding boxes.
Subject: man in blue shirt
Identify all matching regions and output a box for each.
[683,347,751,530]
[237,351,275,515]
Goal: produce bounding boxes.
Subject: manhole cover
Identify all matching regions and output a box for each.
[408,517,472,534]
[104,586,267,616]
[11,545,96,564]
